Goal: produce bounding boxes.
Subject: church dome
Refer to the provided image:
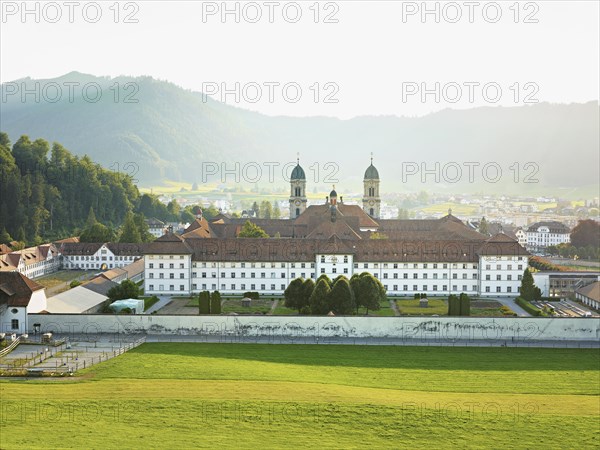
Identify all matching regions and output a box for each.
[329,188,338,198]
[291,163,306,180]
[364,163,379,180]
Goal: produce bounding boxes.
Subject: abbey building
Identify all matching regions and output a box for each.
[144,159,529,298]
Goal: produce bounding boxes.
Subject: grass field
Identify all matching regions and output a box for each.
[396,298,448,315]
[1,344,598,449]
[36,270,94,289]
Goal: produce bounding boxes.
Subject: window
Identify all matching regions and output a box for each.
[485,275,490,280]
[149,284,154,291]
[485,265,490,270]
[159,273,164,279]
[159,263,164,269]
[453,274,457,279]
[383,273,387,279]
[452,285,457,291]
[423,274,428,279]
[473,274,478,279]
[180,274,184,279]
[149,263,154,269]
[261,273,266,278]
[281,273,285,278]
[496,264,501,270]
[442,285,447,291]
[344,268,348,274]
[518,265,523,270]
[423,264,428,269]
[433,285,438,291]
[413,273,417,279]
[518,275,523,281]
[281,284,285,290]
[433,274,438,279]
[232,273,236,278]
[393,285,398,291]
[497,275,501,281]
[192,272,197,277]
[462,264,467,269]
[149,273,154,279]
[332,268,337,274]
[221,272,226,278]
[321,268,325,273]
[344,256,348,263]
[422,285,427,291]
[403,285,408,291]
[413,285,418,291]
[507,264,512,270]
[170,273,175,279]
[462,274,467,279]
[271,284,275,290]
[507,287,512,293]
[496,286,501,293]
[393,273,398,279]
[443,264,448,269]
[241,284,245,290]
[485,286,490,292]
[170,285,175,291]
[170,263,174,269]
[180,285,185,291]
[261,284,265,290]
[507,275,512,281]
[403,273,408,279]
[291,273,296,278]
[221,284,226,290]
[231,284,235,290]
[321,256,325,263]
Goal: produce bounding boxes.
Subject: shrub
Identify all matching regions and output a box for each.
[459,293,471,316]
[515,297,543,317]
[448,295,460,316]
[420,293,427,299]
[210,291,222,314]
[198,291,210,314]
[243,291,260,300]
[69,280,81,289]
[414,293,420,299]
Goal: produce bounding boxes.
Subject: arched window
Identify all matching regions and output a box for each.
[370,208,374,216]
[296,208,300,217]
[295,187,301,197]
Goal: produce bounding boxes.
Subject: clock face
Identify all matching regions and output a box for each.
[295,200,301,206]
[369,200,375,206]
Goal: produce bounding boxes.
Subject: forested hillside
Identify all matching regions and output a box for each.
[0,132,188,245]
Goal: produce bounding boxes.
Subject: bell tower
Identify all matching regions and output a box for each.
[363,154,381,219]
[289,155,307,219]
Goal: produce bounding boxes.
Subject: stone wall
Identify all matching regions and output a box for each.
[25,314,600,342]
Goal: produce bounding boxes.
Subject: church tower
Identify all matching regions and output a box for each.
[289,156,307,219]
[363,155,381,219]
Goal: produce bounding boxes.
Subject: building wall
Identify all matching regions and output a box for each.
[143,254,528,298]
[63,245,138,270]
[145,254,192,295]
[26,314,600,342]
[1,306,27,333]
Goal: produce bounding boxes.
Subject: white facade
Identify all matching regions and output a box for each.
[0,288,46,333]
[145,253,192,295]
[525,224,570,251]
[62,244,139,270]
[144,253,528,298]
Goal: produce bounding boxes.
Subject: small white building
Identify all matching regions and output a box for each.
[0,272,47,333]
[146,218,167,238]
[0,244,61,279]
[575,281,600,311]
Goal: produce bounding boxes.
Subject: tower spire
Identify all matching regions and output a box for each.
[371,152,373,165]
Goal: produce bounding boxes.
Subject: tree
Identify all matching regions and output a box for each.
[447,295,460,316]
[251,201,260,218]
[369,232,388,240]
[237,221,269,238]
[571,220,600,248]
[198,291,210,314]
[316,273,332,287]
[284,278,305,312]
[478,217,489,235]
[327,276,355,315]
[0,228,12,245]
[302,278,315,311]
[272,202,281,219]
[107,279,142,301]
[520,268,536,301]
[167,200,181,221]
[85,207,97,228]
[119,211,142,243]
[352,272,384,314]
[459,293,471,316]
[133,212,154,242]
[210,291,222,314]
[397,208,410,220]
[80,222,114,243]
[309,279,331,315]
[260,201,272,219]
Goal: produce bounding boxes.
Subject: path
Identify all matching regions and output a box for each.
[388,299,400,316]
[268,299,279,315]
[143,296,172,314]
[491,297,530,317]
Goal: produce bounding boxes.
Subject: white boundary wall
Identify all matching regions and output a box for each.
[25,314,600,342]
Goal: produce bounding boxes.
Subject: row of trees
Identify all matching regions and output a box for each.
[447,293,471,316]
[198,290,222,314]
[284,272,386,315]
[248,201,281,219]
[545,244,599,261]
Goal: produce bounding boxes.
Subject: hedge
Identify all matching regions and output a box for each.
[515,297,543,317]
[243,291,260,300]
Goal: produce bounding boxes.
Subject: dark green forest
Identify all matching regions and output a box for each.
[0,132,198,246]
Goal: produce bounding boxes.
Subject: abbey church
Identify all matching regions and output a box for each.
[144,159,529,299]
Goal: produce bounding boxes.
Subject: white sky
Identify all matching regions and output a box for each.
[1,0,598,118]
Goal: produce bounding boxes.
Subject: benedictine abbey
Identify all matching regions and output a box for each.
[143,159,528,298]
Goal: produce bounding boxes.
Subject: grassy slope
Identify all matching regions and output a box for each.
[1,344,598,449]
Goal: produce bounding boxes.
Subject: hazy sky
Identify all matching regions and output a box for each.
[1,1,598,118]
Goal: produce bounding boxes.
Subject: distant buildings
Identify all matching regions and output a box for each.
[59,242,145,271]
[521,221,571,252]
[146,218,167,238]
[0,244,61,279]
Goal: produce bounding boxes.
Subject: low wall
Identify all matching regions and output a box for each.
[25,314,600,342]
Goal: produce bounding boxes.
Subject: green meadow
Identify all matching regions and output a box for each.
[1,344,598,449]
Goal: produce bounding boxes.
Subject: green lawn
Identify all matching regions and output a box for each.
[221,298,275,314]
[1,344,598,449]
[396,298,448,315]
[142,296,159,311]
[36,270,94,289]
